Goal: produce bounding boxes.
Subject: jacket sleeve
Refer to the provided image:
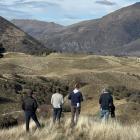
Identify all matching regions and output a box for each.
[80,93,83,102]
[22,101,25,110]
[109,95,113,106]
[99,95,102,104]
[33,99,38,111]
[68,93,71,100]
[51,95,53,105]
[61,95,64,105]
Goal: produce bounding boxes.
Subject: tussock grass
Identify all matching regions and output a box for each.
[0,116,140,140]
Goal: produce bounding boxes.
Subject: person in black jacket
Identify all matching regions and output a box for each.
[99,88,114,121]
[68,83,83,126]
[22,90,41,132]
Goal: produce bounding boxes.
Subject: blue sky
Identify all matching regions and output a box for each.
[0,0,139,25]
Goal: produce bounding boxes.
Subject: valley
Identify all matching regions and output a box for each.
[0,52,140,124]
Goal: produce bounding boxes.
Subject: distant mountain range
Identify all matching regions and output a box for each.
[12,19,65,41]
[0,17,52,55]
[11,2,140,56]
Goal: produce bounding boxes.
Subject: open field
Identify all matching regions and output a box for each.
[0,52,140,139]
[1,52,140,77]
[0,52,140,123]
[0,115,140,140]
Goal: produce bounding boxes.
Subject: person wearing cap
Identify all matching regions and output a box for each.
[99,88,114,121]
[22,89,41,132]
[68,83,83,126]
[51,88,64,123]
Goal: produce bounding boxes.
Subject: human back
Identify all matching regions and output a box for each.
[51,92,63,108]
[22,96,37,112]
[22,89,41,132]
[68,83,83,126]
[69,89,83,107]
[51,88,64,123]
[99,88,114,121]
[99,92,113,110]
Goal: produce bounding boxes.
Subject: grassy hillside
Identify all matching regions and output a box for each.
[0,52,140,123]
[0,116,140,140]
[0,17,52,55]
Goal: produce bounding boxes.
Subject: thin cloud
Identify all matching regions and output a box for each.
[95,0,116,6]
[0,0,139,25]
[20,1,61,7]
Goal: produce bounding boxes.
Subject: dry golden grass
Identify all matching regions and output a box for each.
[0,116,140,140]
[0,53,140,139]
[1,52,140,120]
[1,52,140,77]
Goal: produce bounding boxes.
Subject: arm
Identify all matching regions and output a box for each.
[51,95,53,105]
[109,95,113,106]
[33,99,38,111]
[110,95,113,106]
[80,93,83,102]
[22,101,25,111]
[68,93,71,100]
[61,95,64,105]
[99,95,102,105]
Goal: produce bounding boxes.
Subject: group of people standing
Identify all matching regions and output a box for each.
[22,83,115,132]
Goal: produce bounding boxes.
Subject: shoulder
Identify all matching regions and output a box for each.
[100,93,105,98]
[76,91,82,96]
[109,94,113,99]
[78,92,82,96]
[22,96,27,101]
[52,93,55,97]
[32,97,37,102]
[58,93,63,97]
[24,96,31,101]
[69,92,74,95]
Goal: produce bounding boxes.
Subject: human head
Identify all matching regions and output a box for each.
[55,87,61,93]
[27,89,33,97]
[75,83,80,89]
[102,87,110,94]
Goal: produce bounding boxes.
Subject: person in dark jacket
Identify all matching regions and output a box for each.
[68,83,83,126]
[99,88,114,121]
[22,90,41,132]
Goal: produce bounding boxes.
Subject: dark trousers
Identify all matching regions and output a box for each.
[25,111,41,132]
[111,110,115,118]
[53,108,62,123]
[71,106,81,126]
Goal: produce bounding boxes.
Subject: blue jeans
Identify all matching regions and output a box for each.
[100,109,110,121]
[53,108,62,123]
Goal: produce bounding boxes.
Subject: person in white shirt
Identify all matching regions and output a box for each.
[51,88,64,123]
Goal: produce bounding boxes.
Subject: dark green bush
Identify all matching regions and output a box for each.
[0,116,18,129]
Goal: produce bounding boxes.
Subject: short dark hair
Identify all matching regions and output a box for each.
[75,83,80,89]
[55,87,61,93]
[25,89,33,96]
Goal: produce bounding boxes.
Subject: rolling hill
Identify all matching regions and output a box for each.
[12,2,140,56]
[0,52,140,123]
[0,16,51,55]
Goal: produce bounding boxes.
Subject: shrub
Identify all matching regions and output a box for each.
[0,116,18,129]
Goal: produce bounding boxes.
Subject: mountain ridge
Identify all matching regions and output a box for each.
[0,16,52,55]
[12,19,65,40]
[12,3,140,56]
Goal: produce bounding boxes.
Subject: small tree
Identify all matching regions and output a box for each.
[0,43,5,58]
